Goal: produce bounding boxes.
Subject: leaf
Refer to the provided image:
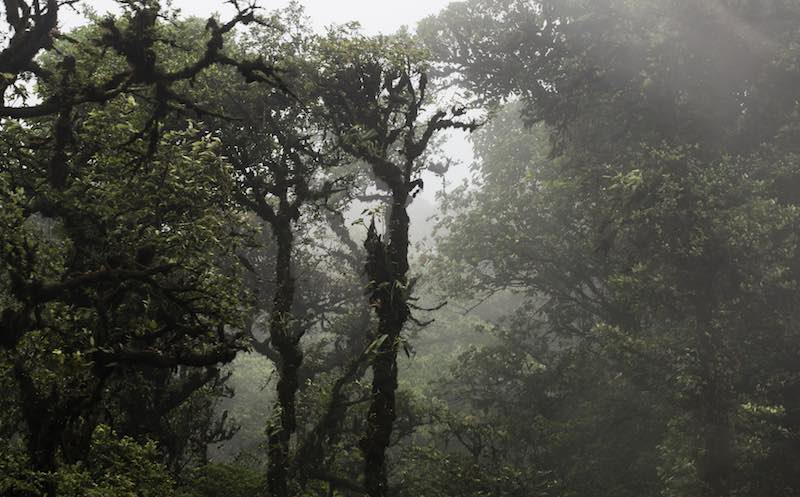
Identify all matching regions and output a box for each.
[365,334,388,356]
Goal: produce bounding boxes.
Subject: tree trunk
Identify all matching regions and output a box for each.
[13,362,61,497]
[267,221,303,497]
[361,188,411,497]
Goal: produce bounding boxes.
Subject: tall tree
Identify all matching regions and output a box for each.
[0,1,282,492]
[216,52,340,497]
[313,31,477,497]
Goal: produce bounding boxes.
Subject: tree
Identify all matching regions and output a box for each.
[313,31,477,497]
[210,17,346,497]
[427,2,800,496]
[0,1,282,492]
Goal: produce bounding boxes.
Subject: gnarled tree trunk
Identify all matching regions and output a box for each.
[361,187,411,497]
[267,220,303,497]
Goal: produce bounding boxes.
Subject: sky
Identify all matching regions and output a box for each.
[61,0,459,34]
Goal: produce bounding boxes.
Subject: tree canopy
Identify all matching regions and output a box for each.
[3,1,800,497]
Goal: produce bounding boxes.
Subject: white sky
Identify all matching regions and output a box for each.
[62,0,459,34]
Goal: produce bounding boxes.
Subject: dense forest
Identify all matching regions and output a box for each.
[3,1,800,496]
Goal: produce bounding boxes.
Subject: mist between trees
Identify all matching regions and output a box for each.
[2,1,800,497]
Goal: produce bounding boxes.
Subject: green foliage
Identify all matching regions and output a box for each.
[395,446,552,497]
[428,2,800,497]
[1,2,259,493]
[5,2,800,497]
[58,426,175,497]
[1,426,175,497]
[177,463,264,497]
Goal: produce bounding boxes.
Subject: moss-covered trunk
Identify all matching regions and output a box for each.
[361,188,411,497]
[267,220,302,497]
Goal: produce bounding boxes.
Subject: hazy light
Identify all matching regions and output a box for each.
[60,0,458,34]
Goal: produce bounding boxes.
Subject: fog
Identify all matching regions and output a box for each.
[3,1,800,497]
